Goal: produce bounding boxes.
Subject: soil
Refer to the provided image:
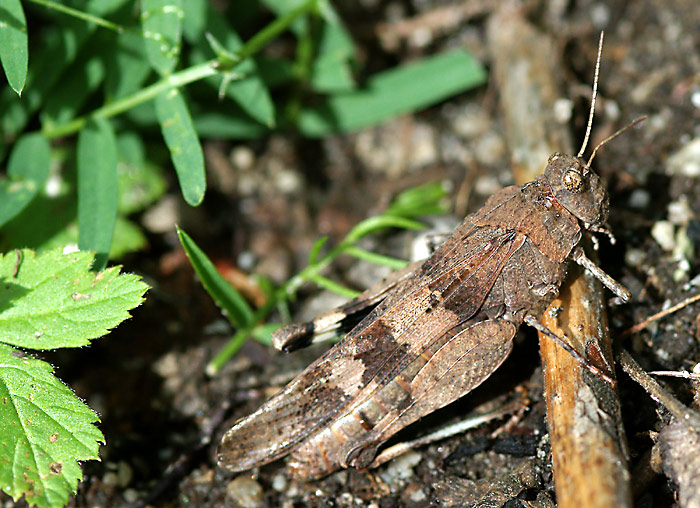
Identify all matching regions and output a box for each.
[50,0,700,507]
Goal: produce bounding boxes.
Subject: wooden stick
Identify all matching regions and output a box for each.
[488,10,632,508]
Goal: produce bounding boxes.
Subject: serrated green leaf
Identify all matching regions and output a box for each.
[0,0,28,94]
[0,343,104,508]
[141,0,183,76]
[177,227,255,328]
[0,249,148,349]
[345,215,424,243]
[155,88,206,206]
[78,118,118,271]
[298,49,487,136]
[0,133,51,228]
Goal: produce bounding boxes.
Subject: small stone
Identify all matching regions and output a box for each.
[123,488,139,504]
[226,476,264,508]
[651,221,676,251]
[231,146,255,171]
[553,98,573,124]
[628,189,650,209]
[102,471,119,488]
[668,198,695,226]
[117,461,133,488]
[666,138,700,177]
[379,450,423,484]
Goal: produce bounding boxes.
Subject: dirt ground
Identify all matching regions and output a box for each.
[53,0,700,506]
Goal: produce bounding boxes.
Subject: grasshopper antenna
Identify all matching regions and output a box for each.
[577,31,604,158]
[587,116,647,166]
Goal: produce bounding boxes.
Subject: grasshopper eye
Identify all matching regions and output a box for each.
[563,169,584,193]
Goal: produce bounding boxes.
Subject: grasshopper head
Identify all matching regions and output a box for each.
[545,152,609,228]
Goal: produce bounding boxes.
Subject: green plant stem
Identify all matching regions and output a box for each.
[41,0,321,139]
[206,302,276,376]
[26,0,124,33]
[205,238,351,375]
[43,62,218,139]
[232,0,319,65]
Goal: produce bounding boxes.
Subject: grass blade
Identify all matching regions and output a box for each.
[177,227,255,328]
[77,118,118,270]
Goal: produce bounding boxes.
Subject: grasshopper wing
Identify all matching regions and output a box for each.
[218,223,524,472]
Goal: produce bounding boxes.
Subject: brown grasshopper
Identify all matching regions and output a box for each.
[218,33,639,481]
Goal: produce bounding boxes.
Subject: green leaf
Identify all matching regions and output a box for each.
[0,248,149,349]
[345,215,424,243]
[154,88,206,206]
[110,217,148,260]
[0,133,51,228]
[41,54,105,128]
[182,1,275,128]
[141,0,183,76]
[0,343,104,508]
[0,192,76,255]
[251,323,281,346]
[192,109,269,140]
[116,132,167,214]
[105,30,152,99]
[309,12,355,93]
[177,227,255,328]
[308,236,329,263]
[342,245,408,270]
[77,118,118,271]
[384,181,450,218]
[298,49,487,136]
[309,274,359,299]
[0,0,28,94]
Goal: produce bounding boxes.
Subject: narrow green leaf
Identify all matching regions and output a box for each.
[141,0,183,76]
[343,245,408,270]
[0,0,28,94]
[77,118,118,270]
[41,54,105,128]
[110,217,148,260]
[182,1,276,128]
[116,132,167,214]
[251,323,281,346]
[177,227,255,328]
[193,109,269,140]
[309,274,359,299]
[0,249,149,349]
[0,133,51,228]
[384,181,450,218]
[345,215,424,243]
[308,235,329,263]
[299,49,487,136]
[310,13,355,93]
[105,31,152,99]
[0,343,104,507]
[155,88,206,205]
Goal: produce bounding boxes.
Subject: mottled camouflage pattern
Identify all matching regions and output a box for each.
[218,153,611,480]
